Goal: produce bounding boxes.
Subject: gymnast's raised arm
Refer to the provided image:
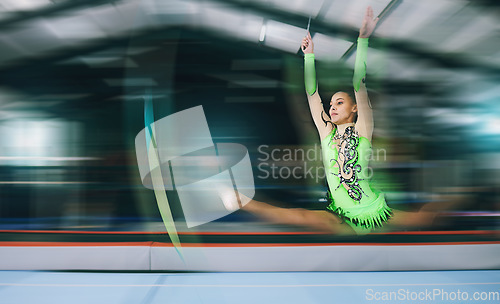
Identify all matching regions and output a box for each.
[353,6,379,142]
[301,32,334,141]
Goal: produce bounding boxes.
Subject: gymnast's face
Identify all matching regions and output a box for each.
[329,92,357,125]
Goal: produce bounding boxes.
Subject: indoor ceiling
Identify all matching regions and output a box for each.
[0,0,497,142]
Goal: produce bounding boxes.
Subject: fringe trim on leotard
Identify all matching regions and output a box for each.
[325,190,393,229]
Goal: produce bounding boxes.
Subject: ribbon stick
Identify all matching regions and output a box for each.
[144,90,183,260]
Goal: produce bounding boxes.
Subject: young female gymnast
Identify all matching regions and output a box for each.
[240,7,434,234]
[300,6,390,234]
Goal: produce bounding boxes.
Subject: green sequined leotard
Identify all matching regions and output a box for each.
[322,125,392,234]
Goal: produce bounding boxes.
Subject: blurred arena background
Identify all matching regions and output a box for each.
[0,1,499,303]
[0,0,498,271]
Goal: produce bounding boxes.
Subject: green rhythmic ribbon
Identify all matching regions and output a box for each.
[144,89,183,260]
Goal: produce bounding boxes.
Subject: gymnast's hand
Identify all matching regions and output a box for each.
[301,32,314,54]
[359,6,379,38]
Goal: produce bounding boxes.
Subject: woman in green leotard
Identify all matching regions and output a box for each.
[301,6,391,234]
[240,7,434,234]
